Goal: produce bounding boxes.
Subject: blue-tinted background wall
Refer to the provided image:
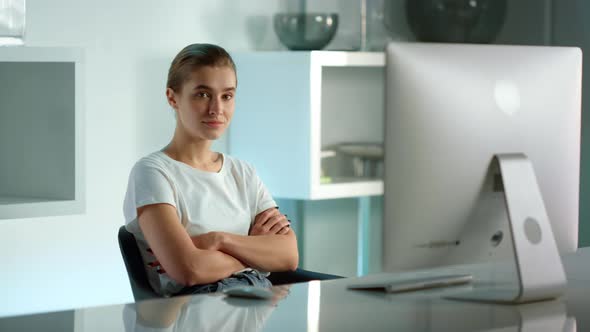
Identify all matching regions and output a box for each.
[0,0,588,319]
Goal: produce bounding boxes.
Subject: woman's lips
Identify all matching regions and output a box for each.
[203,121,224,128]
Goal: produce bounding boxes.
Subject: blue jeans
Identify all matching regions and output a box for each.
[176,270,272,295]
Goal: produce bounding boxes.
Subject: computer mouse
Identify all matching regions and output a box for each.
[223,286,273,300]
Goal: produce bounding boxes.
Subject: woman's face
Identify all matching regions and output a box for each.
[167,65,237,141]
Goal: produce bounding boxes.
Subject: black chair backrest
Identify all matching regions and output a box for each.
[118,226,159,301]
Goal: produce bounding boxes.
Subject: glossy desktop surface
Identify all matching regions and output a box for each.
[1,248,588,332]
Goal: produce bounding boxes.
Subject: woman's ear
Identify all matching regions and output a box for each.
[166,88,178,110]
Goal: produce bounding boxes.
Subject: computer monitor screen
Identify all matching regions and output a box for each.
[383,42,582,272]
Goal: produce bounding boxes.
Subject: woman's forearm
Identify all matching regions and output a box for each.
[183,249,247,285]
[217,231,299,272]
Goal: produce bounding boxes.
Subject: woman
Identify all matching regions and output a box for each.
[123,44,298,297]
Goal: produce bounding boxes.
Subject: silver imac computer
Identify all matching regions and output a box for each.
[382,42,582,302]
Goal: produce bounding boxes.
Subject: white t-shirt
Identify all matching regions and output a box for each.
[123,150,277,296]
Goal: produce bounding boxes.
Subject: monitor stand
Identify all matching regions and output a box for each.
[446,153,567,304]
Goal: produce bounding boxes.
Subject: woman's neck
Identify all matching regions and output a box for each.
[163,131,221,171]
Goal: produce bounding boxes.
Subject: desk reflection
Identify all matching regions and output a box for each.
[316,279,577,332]
[0,281,581,332]
[480,300,576,332]
[122,285,291,332]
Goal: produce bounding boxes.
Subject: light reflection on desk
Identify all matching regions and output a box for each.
[306,281,320,332]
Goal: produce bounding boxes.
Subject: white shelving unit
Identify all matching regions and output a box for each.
[0,47,85,219]
[230,51,384,200]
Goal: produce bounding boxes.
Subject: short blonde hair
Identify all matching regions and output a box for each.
[167,43,237,92]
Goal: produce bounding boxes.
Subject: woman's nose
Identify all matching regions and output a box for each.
[208,98,223,116]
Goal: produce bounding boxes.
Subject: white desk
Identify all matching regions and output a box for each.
[1,248,588,331]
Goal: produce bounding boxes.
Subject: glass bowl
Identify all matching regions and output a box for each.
[273,13,339,51]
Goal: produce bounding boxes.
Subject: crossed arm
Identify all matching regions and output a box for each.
[137,204,298,286]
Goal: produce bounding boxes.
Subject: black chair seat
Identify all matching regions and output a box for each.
[118,226,344,301]
[267,269,344,285]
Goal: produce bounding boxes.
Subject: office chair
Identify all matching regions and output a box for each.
[118,226,343,301]
[118,226,160,301]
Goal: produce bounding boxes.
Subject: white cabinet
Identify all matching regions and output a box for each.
[0,47,85,219]
[230,51,384,200]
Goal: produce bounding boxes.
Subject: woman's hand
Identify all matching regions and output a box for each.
[191,231,225,251]
[270,284,292,306]
[249,207,291,236]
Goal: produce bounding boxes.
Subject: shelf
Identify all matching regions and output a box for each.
[0,196,82,220]
[0,47,85,220]
[308,51,385,67]
[230,51,384,200]
[0,196,65,205]
[312,181,383,200]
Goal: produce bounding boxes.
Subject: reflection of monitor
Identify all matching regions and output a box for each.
[383,42,582,272]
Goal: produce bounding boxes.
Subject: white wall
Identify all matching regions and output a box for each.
[0,0,287,317]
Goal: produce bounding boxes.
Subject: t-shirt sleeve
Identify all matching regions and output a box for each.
[252,166,277,216]
[123,161,177,226]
